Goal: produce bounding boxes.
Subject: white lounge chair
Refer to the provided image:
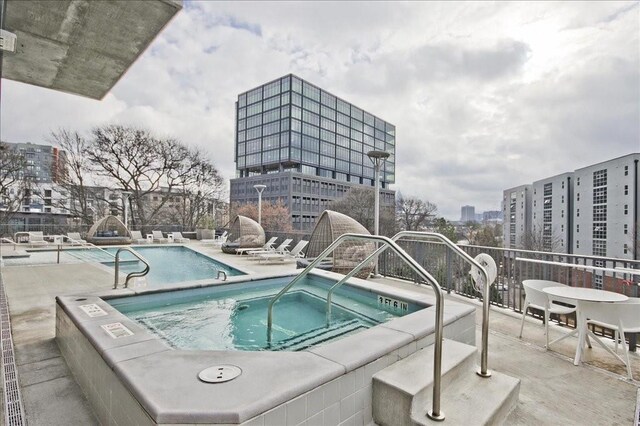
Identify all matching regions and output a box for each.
[28,232,49,245]
[66,232,87,245]
[130,231,148,244]
[152,230,168,243]
[235,237,278,255]
[247,238,292,258]
[258,240,308,263]
[172,232,190,243]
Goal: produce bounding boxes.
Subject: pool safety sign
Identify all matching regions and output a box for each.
[79,304,107,318]
[101,322,134,339]
[377,295,409,313]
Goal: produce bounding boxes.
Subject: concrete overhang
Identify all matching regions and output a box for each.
[1,0,182,100]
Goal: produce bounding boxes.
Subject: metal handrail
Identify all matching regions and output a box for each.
[267,233,447,421]
[113,247,150,289]
[391,231,493,378]
[64,236,116,260]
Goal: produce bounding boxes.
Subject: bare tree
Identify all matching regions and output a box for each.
[48,129,112,225]
[522,221,562,252]
[396,193,437,231]
[0,142,29,224]
[85,125,197,227]
[156,148,225,229]
[232,201,293,232]
[329,187,396,236]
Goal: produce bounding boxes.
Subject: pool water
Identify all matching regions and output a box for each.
[69,246,244,286]
[109,276,425,351]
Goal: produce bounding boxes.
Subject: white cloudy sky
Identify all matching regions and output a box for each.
[1,1,638,219]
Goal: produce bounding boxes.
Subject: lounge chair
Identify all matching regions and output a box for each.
[247,238,292,258]
[210,234,228,248]
[235,237,278,255]
[66,232,87,245]
[130,231,148,244]
[171,232,190,243]
[258,240,308,263]
[152,230,168,243]
[28,232,49,245]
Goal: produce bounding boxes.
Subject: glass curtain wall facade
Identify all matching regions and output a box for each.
[235,74,396,187]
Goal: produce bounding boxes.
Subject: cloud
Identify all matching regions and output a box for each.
[1,1,638,220]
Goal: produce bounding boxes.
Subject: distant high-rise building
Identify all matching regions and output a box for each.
[229,74,396,230]
[460,205,476,222]
[482,210,503,223]
[1,141,66,183]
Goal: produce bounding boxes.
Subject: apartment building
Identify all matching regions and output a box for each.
[502,185,532,249]
[531,172,573,253]
[229,74,396,231]
[502,153,639,261]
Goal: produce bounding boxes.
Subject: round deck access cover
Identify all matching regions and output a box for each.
[198,365,242,383]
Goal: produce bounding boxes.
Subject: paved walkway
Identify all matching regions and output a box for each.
[0,242,638,425]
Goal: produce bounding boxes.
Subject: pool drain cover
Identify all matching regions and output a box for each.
[198,365,242,383]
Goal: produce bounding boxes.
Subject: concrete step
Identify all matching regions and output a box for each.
[372,339,520,426]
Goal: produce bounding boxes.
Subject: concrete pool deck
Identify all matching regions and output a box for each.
[1,241,638,425]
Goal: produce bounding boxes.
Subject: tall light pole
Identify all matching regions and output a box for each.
[253,184,266,225]
[121,191,132,229]
[367,150,390,277]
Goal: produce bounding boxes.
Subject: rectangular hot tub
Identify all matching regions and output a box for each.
[56,270,476,425]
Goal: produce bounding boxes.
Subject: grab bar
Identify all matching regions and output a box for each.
[113,247,150,289]
[267,233,446,421]
[391,231,493,378]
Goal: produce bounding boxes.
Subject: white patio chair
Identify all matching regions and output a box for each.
[28,232,49,245]
[234,237,278,255]
[519,280,577,349]
[152,230,168,243]
[130,231,148,244]
[258,240,308,263]
[582,300,640,380]
[172,232,190,243]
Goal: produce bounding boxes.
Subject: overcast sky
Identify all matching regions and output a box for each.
[1,1,638,220]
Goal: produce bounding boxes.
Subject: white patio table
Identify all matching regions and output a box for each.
[543,286,628,365]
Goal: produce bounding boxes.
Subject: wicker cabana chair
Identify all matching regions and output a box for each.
[221,215,266,254]
[300,210,375,279]
[86,215,132,245]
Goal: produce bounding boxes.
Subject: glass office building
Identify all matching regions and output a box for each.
[231,74,396,230]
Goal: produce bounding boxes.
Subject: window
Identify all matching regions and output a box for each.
[576,208,580,217]
[593,187,607,204]
[624,185,628,195]
[624,165,629,176]
[593,223,606,239]
[576,177,580,186]
[624,224,628,234]
[576,224,579,233]
[593,169,607,187]
[624,204,628,215]
[593,205,607,221]
[592,240,606,257]
[577,193,580,202]
[624,244,628,254]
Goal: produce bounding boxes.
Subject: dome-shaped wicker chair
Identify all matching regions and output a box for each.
[299,210,375,279]
[86,215,132,245]
[222,215,266,254]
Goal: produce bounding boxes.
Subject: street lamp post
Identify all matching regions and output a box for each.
[253,184,266,225]
[367,150,390,277]
[121,191,132,229]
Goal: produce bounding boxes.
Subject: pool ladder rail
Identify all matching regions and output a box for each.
[113,247,150,289]
[266,231,494,422]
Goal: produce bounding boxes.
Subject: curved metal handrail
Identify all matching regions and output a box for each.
[65,237,116,260]
[392,231,492,378]
[113,247,150,289]
[267,233,446,421]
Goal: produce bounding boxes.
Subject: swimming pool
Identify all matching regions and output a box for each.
[109,275,423,351]
[69,246,244,286]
